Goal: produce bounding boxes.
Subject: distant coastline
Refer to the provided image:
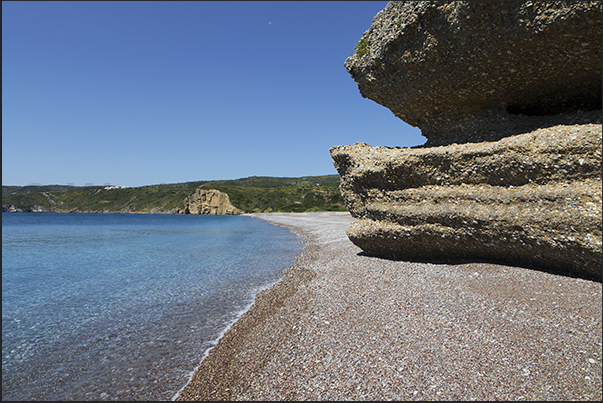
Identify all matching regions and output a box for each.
[2,175,348,215]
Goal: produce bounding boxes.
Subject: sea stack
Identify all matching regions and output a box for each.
[331,1,602,280]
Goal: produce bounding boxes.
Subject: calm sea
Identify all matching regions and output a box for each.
[2,212,302,401]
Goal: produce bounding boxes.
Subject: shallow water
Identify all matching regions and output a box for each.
[2,212,302,400]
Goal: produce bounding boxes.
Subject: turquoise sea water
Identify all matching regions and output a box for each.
[2,212,302,400]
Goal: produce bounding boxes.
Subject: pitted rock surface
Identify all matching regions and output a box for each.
[331,124,602,281]
[344,1,602,146]
[177,188,244,215]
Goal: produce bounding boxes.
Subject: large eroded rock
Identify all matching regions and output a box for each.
[345,1,602,146]
[177,189,244,215]
[331,124,602,280]
[334,1,602,280]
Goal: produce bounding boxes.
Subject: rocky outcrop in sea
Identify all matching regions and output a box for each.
[177,188,244,215]
[2,204,23,212]
[332,1,602,281]
[2,204,48,213]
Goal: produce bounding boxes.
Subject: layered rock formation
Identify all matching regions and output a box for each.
[333,1,602,280]
[331,125,602,280]
[177,189,244,215]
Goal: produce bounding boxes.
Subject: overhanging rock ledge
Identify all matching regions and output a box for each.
[333,1,602,281]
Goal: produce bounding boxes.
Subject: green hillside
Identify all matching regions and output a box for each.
[2,175,347,214]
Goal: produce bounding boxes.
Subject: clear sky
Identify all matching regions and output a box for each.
[2,1,424,188]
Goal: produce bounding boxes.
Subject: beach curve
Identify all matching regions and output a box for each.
[176,212,601,400]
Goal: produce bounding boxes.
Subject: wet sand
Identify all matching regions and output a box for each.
[176,212,602,400]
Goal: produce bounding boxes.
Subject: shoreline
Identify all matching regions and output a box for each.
[174,212,333,401]
[171,276,284,401]
[176,212,602,401]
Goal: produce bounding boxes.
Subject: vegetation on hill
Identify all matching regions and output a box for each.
[2,175,347,214]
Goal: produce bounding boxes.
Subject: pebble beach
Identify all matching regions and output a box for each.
[176,212,602,401]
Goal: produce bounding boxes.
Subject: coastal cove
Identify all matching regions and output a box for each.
[1,212,302,400]
[3,1,601,400]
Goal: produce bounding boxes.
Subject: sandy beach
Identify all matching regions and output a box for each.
[176,212,602,400]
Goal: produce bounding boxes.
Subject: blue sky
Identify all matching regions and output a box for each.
[2,1,423,187]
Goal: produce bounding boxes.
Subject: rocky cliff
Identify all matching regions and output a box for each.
[333,1,602,281]
[177,188,244,215]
